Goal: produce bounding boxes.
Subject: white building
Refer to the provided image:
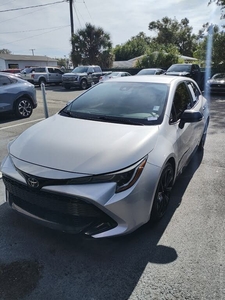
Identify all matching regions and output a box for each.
[0,54,58,71]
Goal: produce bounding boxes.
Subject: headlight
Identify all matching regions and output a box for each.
[67,156,148,193]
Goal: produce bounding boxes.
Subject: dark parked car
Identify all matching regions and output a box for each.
[0,72,37,118]
[136,68,165,75]
[206,73,225,93]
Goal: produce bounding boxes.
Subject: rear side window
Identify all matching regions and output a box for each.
[0,75,16,86]
[93,66,101,72]
[170,82,193,123]
[34,68,45,73]
[21,68,34,74]
[187,81,201,105]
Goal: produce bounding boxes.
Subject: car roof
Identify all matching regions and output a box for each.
[140,68,162,71]
[103,74,184,84]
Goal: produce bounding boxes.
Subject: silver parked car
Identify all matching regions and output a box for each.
[0,72,37,118]
[136,68,165,75]
[206,73,225,93]
[1,76,209,238]
[99,71,132,82]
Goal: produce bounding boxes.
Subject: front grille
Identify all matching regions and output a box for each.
[3,175,117,231]
[63,77,77,81]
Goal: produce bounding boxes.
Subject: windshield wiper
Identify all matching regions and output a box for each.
[59,110,73,117]
[96,115,144,125]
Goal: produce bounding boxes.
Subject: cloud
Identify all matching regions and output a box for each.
[0,0,223,57]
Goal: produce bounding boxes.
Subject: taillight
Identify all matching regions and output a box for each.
[31,74,35,78]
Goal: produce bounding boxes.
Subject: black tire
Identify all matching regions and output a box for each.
[80,79,88,90]
[39,78,46,86]
[150,162,174,223]
[15,97,33,118]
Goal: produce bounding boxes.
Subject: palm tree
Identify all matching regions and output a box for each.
[71,23,114,67]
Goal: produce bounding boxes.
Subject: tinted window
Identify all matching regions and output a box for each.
[72,66,88,73]
[61,81,169,125]
[0,75,9,86]
[213,73,225,80]
[137,69,156,75]
[167,65,191,72]
[54,68,63,74]
[94,67,101,72]
[21,68,34,74]
[34,68,45,73]
[170,82,192,123]
[0,75,12,86]
[88,67,94,73]
[187,81,201,104]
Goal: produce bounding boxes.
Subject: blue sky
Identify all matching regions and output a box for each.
[0,0,223,59]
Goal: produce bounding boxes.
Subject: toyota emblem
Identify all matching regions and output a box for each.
[27,177,39,188]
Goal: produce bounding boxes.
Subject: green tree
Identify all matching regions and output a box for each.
[0,49,11,54]
[194,26,225,71]
[148,17,197,57]
[57,58,68,68]
[113,32,151,61]
[70,23,113,68]
[135,43,179,69]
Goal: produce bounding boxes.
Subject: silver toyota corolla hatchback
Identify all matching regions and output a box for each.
[1,76,209,238]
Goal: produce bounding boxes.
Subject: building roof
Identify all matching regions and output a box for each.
[0,54,57,62]
[113,54,197,69]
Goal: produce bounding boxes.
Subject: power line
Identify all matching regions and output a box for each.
[0,1,66,13]
[0,25,70,34]
[0,6,46,24]
[2,25,70,46]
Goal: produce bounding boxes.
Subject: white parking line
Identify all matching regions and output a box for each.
[0,118,44,131]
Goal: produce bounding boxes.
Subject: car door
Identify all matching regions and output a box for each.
[169,81,200,173]
[53,68,63,83]
[0,75,16,112]
[47,68,55,83]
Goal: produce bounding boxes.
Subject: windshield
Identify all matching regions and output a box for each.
[20,68,33,74]
[212,73,225,80]
[137,69,156,75]
[167,65,191,72]
[72,66,88,73]
[60,81,168,125]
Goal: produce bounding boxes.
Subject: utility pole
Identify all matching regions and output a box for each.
[67,0,75,55]
[30,49,35,56]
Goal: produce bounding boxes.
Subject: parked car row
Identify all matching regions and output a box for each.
[0,64,224,122]
[1,65,224,94]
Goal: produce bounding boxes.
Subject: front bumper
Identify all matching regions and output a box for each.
[62,78,80,88]
[1,155,160,238]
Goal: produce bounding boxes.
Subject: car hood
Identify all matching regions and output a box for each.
[166,71,190,77]
[63,72,86,77]
[10,114,159,174]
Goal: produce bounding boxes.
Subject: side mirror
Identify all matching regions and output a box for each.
[179,110,203,129]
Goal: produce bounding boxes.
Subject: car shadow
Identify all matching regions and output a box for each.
[0,113,20,124]
[0,149,204,300]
